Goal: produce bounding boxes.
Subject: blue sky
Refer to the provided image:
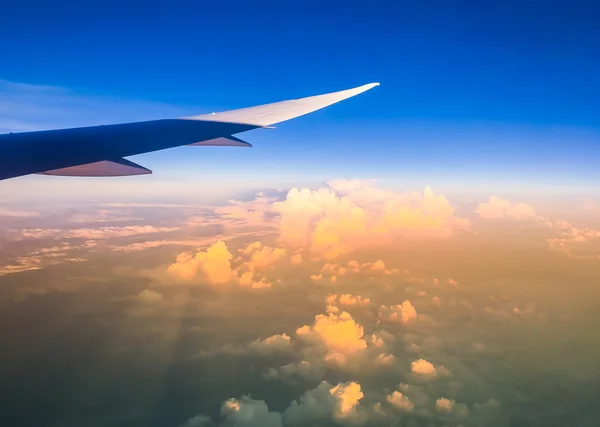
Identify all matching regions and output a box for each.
[1,0,599,200]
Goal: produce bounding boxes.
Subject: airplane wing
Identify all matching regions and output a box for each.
[0,82,379,181]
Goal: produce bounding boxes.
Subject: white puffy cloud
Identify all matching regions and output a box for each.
[476,196,538,220]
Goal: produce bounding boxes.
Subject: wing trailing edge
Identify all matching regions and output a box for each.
[37,158,151,177]
[188,135,252,147]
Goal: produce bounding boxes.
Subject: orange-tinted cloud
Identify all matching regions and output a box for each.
[379,300,418,324]
[167,241,235,284]
[476,196,538,220]
[270,181,469,259]
[410,358,437,376]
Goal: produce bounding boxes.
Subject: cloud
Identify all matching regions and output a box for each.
[374,353,395,366]
[136,289,164,304]
[271,182,469,259]
[283,381,366,426]
[476,196,600,259]
[111,236,233,253]
[246,334,294,355]
[184,381,367,427]
[329,382,364,420]
[167,241,235,284]
[435,397,455,412]
[0,208,40,218]
[180,414,213,427]
[237,241,287,271]
[410,358,437,376]
[296,310,367,365]
[386,390,414,412]
[213,192,280,228]
[476,196,538,220]
[202,333,294,358]
[11,225,178,241]
[219,396,283,427]
[264,360,326,383]
[327,293,371,306]
[378,301,418,324]
[546,221,600,260]
[164,240,287,288]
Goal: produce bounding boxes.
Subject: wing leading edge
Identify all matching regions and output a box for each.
[0,82,379,181]
[182,82,380,127]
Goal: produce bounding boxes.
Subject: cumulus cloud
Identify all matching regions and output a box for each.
[374,353,395,366]
[435,397,455,412]
[237,241,287,271]
[185,381,368,427]
[477,196,600,259]
[386,390,414,412]
[271,182,469,259]
[546,221,600,259]
[327,293,371,306]
[213,192,279,228]
[476,196,538,220]
[378,301,418,324]
[167,241,235,284]
[283,381,366,426]
[410,358,437,376]
[472,194,600,260]
[219,396,283,427]
[296,310,367,365]
[329,382,364,420]
[164,241,280,288]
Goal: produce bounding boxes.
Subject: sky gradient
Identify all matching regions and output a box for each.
[1,0,600,200]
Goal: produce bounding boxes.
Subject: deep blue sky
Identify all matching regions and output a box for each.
[1,0,599,198]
